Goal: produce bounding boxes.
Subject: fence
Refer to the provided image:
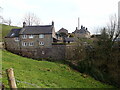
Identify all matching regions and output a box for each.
[1,68,41,89]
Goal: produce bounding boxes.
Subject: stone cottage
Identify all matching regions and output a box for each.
[56,28,68,42]
[58,28,68,34]
[5,21,67,60]
[72,25,91,38]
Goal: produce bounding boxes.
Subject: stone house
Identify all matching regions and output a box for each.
[56,28,68,42]
[5,21,56,49]
[58,28,68,34]
[4,22,65,59]
[72,25,90,38]
[19,21,56,49]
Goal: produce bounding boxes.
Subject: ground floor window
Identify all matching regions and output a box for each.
[39,41,44,45]
[22,42,27,46]
[29,42,34,46]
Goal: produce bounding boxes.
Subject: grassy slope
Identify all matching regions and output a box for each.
[2,50,115,88]
[0,24,21,41]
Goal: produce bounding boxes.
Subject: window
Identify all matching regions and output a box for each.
[11,33,15,37]
[39,42,44,45]
[22,35,27,39]
[14,37,19,41]
[29,42,34,46]
[39,34,44,38]
[22,42,27,46]
[29,35,34,38]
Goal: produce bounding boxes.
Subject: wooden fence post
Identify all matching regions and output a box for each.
[6,68,17,90]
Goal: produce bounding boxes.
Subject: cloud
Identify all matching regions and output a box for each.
[1,0,120,33]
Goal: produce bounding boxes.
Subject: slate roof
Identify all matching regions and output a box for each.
[6,28,22,38]
[58,28,68,34]
[65,37,75,42]
[19,25,53,34]
[73,28,90,34]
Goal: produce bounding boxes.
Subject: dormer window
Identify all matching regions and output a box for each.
[39,34,44,38]
[22,35,27,39]
[11,33,15,36]
[29,35,34,38]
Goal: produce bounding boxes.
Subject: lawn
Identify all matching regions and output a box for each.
[2,50,115,88]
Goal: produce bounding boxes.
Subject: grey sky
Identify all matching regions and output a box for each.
[0,0,119,34]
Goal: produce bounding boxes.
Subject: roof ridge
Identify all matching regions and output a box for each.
[26,25,52,27]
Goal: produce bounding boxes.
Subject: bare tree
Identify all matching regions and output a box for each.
[23,12,40,26]
[107,14,120,44]
[0,7,3,24]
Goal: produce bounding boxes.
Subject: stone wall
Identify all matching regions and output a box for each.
[4,40,76,60]
[4,38,21,54]
[20,45,67,60]
[4,37,76,60]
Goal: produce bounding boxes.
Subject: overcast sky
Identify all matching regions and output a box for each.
[0,0,120,34]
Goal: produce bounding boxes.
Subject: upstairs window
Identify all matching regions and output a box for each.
[22,35,27,39]
[29,35,34,38]
[39,41,44,45]
[39,34,44,38]
[29,42,34,46]
[22,42,27,46]
[14,37,19,41]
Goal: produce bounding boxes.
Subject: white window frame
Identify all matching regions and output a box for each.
[29,35,34,39]
[29,42,34,46]
[39,34,44,38]
[14,37,19,41]
[22,42,27,46]
[39,41,44,45]
[22,35,27,39]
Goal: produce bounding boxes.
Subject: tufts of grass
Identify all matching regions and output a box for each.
[2,50,115,88]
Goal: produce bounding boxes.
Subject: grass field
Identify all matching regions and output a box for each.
[0,24,21,41]
[1,50,115,88]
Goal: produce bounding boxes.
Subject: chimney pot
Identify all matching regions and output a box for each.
[81,25,83,29]
[52,21,54,26]
[76,27,78,30]
[23,22,26,28]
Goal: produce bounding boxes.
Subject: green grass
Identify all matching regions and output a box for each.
[2,50,115,88]
[0,24,21,41]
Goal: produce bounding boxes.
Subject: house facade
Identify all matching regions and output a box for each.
[19,24,56,49]
[5,22,66,60]
[72,25,90,38]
